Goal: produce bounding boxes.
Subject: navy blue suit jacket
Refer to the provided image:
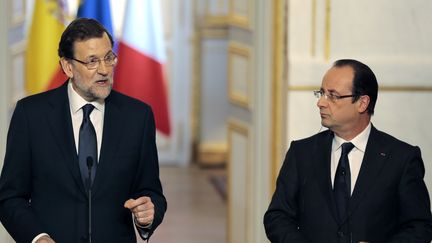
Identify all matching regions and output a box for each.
[264,126,432,243]
[0,83,167,243]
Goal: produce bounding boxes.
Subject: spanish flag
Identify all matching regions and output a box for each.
[25,0,68,95]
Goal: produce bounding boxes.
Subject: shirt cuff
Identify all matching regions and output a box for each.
[32,233,50,243]
[134,216,153,229]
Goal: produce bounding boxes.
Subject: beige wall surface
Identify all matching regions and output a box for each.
[286,0,432,193]
[226,0,273,242]
[0,1,17,242]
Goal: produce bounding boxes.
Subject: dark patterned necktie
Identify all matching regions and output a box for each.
[78,104,97,189]
[334,142,354,222]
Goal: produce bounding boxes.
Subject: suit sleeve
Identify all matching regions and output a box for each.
[264,142,309,243]
[132,106,167,240]
[388,146,432,242]
[0,101,45,243]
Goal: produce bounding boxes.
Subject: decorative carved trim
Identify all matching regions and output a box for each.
[228,41,252,109]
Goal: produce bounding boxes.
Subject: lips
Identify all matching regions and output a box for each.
[320,113,329,118]
[95,79,108,85]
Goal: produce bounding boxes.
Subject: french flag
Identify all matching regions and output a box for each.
[114,0,171,136]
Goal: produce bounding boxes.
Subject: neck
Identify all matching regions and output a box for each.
[333,117,370,141]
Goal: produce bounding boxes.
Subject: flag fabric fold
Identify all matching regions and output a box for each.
[25,0,68,94]
[77,0,114,37]
[114,0,171,136]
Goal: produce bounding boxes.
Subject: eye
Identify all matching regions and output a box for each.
[328,93,338,100]
[88,58,99,64]
[107,53,118,61]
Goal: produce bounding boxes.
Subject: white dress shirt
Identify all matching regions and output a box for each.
[68,81,105,158]
[331,123,372,195]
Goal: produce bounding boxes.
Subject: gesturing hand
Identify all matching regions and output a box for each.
[124,196,155,227]
[36,235,55,243]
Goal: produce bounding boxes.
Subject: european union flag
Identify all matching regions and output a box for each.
[77,0,114,38]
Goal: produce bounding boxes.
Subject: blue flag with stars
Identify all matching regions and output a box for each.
[77,0,115,39]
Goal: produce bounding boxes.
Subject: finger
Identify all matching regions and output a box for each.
[36,236,56,243]
[134,207,155,218]
[124,199,135,209]
[124,196,150,209]
[135,214,155,226]
[134,205,154,216]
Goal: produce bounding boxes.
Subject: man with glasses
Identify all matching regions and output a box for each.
[264,59,432,242]
[0,18,166,243]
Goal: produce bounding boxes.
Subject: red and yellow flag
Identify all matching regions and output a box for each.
[25,0,68,95]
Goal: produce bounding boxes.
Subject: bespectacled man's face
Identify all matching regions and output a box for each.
[60,32,114,102]
[316,66,367,137]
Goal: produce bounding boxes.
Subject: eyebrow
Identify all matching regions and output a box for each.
[84,51,114,60]
[320,88,340,94]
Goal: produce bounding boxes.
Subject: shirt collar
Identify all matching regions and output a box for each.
[333,122,372,152]
[67,80,105,114]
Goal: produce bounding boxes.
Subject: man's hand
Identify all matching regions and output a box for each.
[124,196,155,227]
[36,235,55,243]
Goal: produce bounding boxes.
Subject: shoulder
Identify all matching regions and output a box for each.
[107,90,152,111]
[370,127,423,167]
[371,126,418,151]
[290,129,332,147]
[15,84,67,110]
[106,91,156,134]
[106,90,154,121]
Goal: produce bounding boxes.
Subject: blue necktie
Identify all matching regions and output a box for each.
[78,104,97,189]
[334,142,354,222]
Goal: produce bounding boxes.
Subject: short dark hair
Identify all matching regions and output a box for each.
[58,18,114,59]
[333,59,378,115]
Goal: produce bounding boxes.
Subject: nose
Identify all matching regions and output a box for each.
[97,61,109,75]
[316,95,327,108]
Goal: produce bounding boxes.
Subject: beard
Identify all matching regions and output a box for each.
[72,77,113,102]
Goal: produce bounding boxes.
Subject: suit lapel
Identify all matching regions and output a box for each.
[346,126,389,220]
[314,131,340,223]
[46,84,87,195]
[91,93,124,193]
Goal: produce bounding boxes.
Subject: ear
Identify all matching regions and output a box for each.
[357,95,370,114]
[59,58,73,78]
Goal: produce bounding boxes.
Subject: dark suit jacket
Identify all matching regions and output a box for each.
[264,126,432,243]
[0,83,167,243]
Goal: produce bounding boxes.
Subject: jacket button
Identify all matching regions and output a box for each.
[337,231,345,238]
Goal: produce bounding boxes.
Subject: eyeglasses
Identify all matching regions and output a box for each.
[313,90,356,102]
[70,52,118,70]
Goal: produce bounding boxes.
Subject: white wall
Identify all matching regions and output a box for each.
[158,0,194,166]
[200,38,229,143]
[0,2,16,242]
[0,0,9,160]
[286,0,432,193]
[226,0,273,242]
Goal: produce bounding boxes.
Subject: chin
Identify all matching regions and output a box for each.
[97,91,111,100]
[92,87,112,100]
[321,121,331,129]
